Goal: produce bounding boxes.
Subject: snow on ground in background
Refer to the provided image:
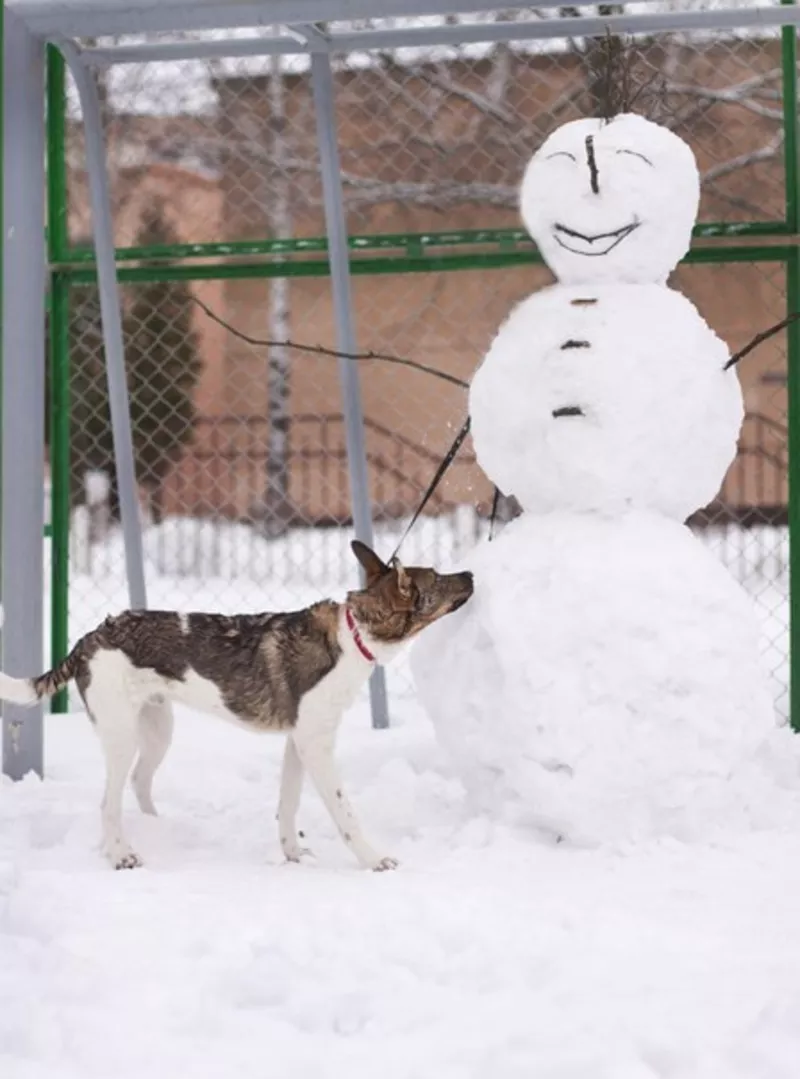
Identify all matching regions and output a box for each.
[4,698,800,1079]
[700,525,790,719]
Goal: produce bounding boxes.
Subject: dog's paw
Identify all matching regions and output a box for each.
[281,837,314,864]
[104,838,143,870]
[283,847,314,864]
[371,856,399,872]
[114,850,143,870]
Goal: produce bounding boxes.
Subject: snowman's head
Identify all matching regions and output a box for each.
[520,114,700,285]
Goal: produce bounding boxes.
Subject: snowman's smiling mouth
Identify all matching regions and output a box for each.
[552,406,585,419]
[552,219,640,257]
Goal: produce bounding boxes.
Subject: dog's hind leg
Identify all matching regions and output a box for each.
[132,698,174,817]
[277,736,312,862]
[97,716,141,869]
[292,722,398,872]
[85,652,144,870]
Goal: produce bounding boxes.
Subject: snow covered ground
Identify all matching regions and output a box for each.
[3,518,800,1078]
[4,697,800,1079]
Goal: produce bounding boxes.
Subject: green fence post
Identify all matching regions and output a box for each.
[780,0,800,731]
[46,45,70,714]
[788,251,800,733]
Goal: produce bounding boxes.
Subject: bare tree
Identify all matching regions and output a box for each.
[102,20,787,277]
[77,17,787,230]
[66,18,789,529]
[259,48,295,537]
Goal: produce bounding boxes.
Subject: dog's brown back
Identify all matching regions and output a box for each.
[33,603,344,731]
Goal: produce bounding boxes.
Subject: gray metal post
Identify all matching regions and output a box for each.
[2,11,46,778]
[310,51,389,730]
[59,42,147,610]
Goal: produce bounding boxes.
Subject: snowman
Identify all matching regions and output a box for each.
[411,113,786,846]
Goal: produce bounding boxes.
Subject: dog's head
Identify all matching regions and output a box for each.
[347,540,474,648]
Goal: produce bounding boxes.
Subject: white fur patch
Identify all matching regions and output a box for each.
[288,608,399,871]
[0,672,38,706]
[84,649,240,726]
[169,669,245,727]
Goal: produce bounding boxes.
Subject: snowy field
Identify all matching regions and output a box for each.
[3,517,800,1078]
[4,699,800,1079]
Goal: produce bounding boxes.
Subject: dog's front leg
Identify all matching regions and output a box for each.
[292,718,398,872]
[277,736,312,862]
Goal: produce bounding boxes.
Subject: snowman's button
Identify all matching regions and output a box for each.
[561,339,591,350]
[570,297,598,306]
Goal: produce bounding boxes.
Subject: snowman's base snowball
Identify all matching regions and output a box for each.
[411,511,797,847]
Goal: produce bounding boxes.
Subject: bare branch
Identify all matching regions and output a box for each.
[725,311,800,370]
[486,44,513,107]
[686,67,782,97]
[415,67,517,126]
[191,295,469,389]
[665,80,782,122]
[371,52,441,125]
[702,187,771,218]
[702,131,783,183]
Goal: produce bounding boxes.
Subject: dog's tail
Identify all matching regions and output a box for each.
[0,646,84,707]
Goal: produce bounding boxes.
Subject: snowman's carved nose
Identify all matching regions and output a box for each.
[585,135,600,195]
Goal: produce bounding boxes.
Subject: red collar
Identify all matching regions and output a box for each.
[345,607,376,664]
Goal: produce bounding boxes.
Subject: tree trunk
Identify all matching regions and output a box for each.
[260,47,295,538]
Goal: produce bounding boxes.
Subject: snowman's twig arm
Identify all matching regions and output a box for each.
[191,295,469,390]
[724,312,800,371]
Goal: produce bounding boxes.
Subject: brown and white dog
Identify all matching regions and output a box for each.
[0,541,473,872]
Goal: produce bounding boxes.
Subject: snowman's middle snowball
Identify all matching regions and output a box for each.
[469,283,743,521]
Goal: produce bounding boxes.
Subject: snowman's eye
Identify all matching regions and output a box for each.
[616,149,653,166]
[546,151,577,162]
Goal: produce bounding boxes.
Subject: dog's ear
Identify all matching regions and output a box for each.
[390,555,413,598]
[351,540,389,586]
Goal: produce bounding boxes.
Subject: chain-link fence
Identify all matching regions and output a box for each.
[46,8,797,718]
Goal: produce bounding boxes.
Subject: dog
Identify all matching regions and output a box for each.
[0,541,473,872]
